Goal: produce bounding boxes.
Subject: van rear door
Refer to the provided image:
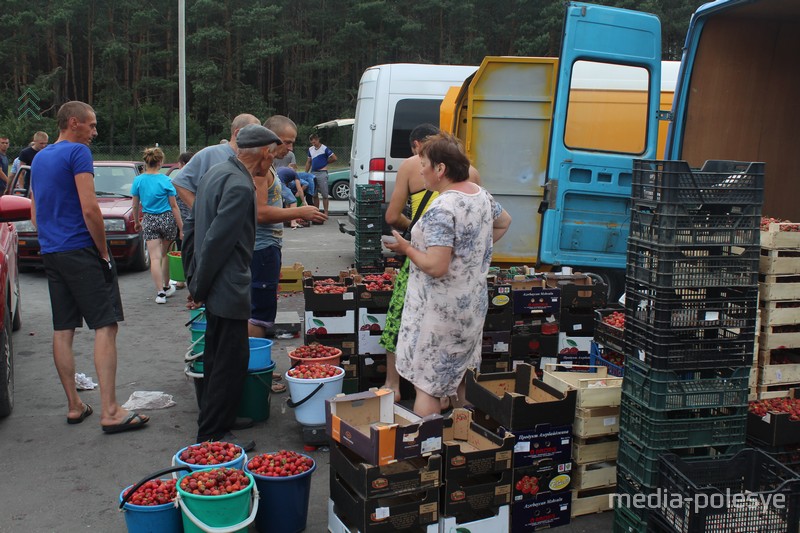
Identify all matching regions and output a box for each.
[538,2,662,270]
[349,67,379,205]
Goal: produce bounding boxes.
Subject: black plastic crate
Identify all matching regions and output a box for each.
[746,439,800,475]
[629,204,761,247]
[624,281,758,334]
[631,159,765,207]
[594,307,626,354]
[657,449,800,533]
[354,184,383,202]
[353,216,382,234]
[354,201,382,217]
[620,392,748,450]
[623,356,750,412]
[626,238,760,289]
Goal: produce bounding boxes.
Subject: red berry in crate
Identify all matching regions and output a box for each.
[124,479,177,506]
[248,450,315,477]
[602,311,625,330]
[179,468,250,496]
[179,441,242,465]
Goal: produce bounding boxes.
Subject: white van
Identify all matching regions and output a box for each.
[342,63,477,233]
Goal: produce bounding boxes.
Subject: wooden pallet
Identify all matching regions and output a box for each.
[760,247,800,275]
[759,274,800,301]
[572,461,617,491]
[760,323,800,351]
[760,300,800,327]
[761,224,800,250]
[574,406,620,438]
[754,383,800,399]
[573,435,619,464]
[571,485,616,518]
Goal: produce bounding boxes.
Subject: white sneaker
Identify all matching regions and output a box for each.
[155,293,167,304]
[164,285,177,297]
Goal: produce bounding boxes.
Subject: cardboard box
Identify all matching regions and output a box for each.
[511,458,572,503]
[327,499,438,533]
[330,441,441,499]
[482,330,511,354]
[440,470,512,521]
[355,272,396,310]
[358,308,388,355]
[512,317,559,335]
[330,475,439,533]
[465,365,577,431]
[510,491,571,530]
[484,284,513,331]
[278,262,304,292]
[557,333,593,353]
[303,271,356,312]
[327,388,444,466]
[512,287,561,315]
[340,354,358,379]
[438,504,509,533]
[747,388,800,446]
[510,333,558,358]
[474,418,572,468]
[556,275,606,309]
[480,354,511,374]
[559,307,596,336]
[305,310,356,336]
[542,364,623,408]
[358,354,388,391]
[302,332,358,356]
[342,377,359,395]
[441,408,514,481]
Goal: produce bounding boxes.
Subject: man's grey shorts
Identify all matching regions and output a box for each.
[313,170,329,199]
[42,247,124,330]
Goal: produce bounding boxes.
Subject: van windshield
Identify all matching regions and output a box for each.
[390,99,443,158]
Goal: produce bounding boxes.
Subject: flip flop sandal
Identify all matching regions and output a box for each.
[102,411,150,434]
[67,403,93,425]
[271,382,287,394]
[272,373,282,381]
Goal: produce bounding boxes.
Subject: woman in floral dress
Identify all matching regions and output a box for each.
[385,133,512,416]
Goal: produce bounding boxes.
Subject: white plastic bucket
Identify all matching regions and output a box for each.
[285,367,344,426]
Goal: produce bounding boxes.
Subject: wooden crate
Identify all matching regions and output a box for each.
[571,486,616,518]
[542,364,623,409]
[278,262,304,292]
[760,323,800,351]
[760,247,800,275]
[574,406,619,438]
[757,349,800,387]
[761,223,800,250]
[759,274,800,301]
[572,461,617,491]
[572,435,619,465]
[761,300,800,327]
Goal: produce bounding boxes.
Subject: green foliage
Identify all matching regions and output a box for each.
[0,0,707,148]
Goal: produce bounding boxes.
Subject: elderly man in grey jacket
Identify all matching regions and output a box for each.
[182,124,281,450]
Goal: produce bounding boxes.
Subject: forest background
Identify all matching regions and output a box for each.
[0,0,706,161]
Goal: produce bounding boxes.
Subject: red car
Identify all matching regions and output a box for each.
[0,195,29,417]
[10,162,151,271]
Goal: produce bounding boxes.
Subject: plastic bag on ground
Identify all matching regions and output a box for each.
[122,391,176,410]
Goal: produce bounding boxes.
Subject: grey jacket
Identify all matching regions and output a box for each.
[183,156,256,320]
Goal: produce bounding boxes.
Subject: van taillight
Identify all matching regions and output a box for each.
[369,158,385,171]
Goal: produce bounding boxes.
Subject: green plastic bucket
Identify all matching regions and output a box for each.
[237,363,275,422]
[177,469,258,533]
[168,251,185,282]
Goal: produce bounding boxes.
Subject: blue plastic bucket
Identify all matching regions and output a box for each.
[248,338,273,371]
[119,483,181,533]
[246,455,316,533]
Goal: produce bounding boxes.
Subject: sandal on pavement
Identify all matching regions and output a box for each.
[271,382,287,394]
[102,411,150,434]
[67,403,93,425]
[272,373,282,381]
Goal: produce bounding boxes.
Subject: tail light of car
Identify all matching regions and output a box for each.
[368,158,386,201]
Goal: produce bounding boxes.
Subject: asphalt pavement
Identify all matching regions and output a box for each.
[0,203,613,532]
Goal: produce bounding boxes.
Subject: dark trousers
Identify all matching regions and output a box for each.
[197,311,249,441]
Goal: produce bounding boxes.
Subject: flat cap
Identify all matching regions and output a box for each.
[237,124,282,148]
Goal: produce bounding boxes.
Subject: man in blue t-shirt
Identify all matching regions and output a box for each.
[30,101,149,434]
[304,133,337,219]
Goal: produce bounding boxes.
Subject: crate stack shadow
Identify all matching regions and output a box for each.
[611,160,800,532]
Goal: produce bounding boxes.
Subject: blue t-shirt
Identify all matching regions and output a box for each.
[307,144,334,171]
[30,142,95,254]
[131,173,176,213]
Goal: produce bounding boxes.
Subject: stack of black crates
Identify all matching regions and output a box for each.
[614,160,786,532]
[353,184,384,272]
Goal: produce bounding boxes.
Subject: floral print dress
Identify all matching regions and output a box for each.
[395,187,502,397]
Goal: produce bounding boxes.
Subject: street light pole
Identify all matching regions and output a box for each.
[178,0,187,153]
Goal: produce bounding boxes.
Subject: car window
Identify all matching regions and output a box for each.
[94,166,137,196]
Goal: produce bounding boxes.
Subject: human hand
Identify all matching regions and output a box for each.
[298,205,327,223]
[134,221,141,232]
[186,294,203,309]
[383,230,408,254]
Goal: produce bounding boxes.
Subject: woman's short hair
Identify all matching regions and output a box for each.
[142,146,165,167]
[418,133,470,182]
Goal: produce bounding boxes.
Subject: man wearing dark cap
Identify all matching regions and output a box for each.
[182,124,283,450]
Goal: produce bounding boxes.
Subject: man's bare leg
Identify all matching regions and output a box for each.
[53,329,85,419]
[93,323,129,425]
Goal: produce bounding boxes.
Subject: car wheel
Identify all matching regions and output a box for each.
[11,288,20,332]
[0,305,14,417]
[130,235,151,272]
[331,181,350,201]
